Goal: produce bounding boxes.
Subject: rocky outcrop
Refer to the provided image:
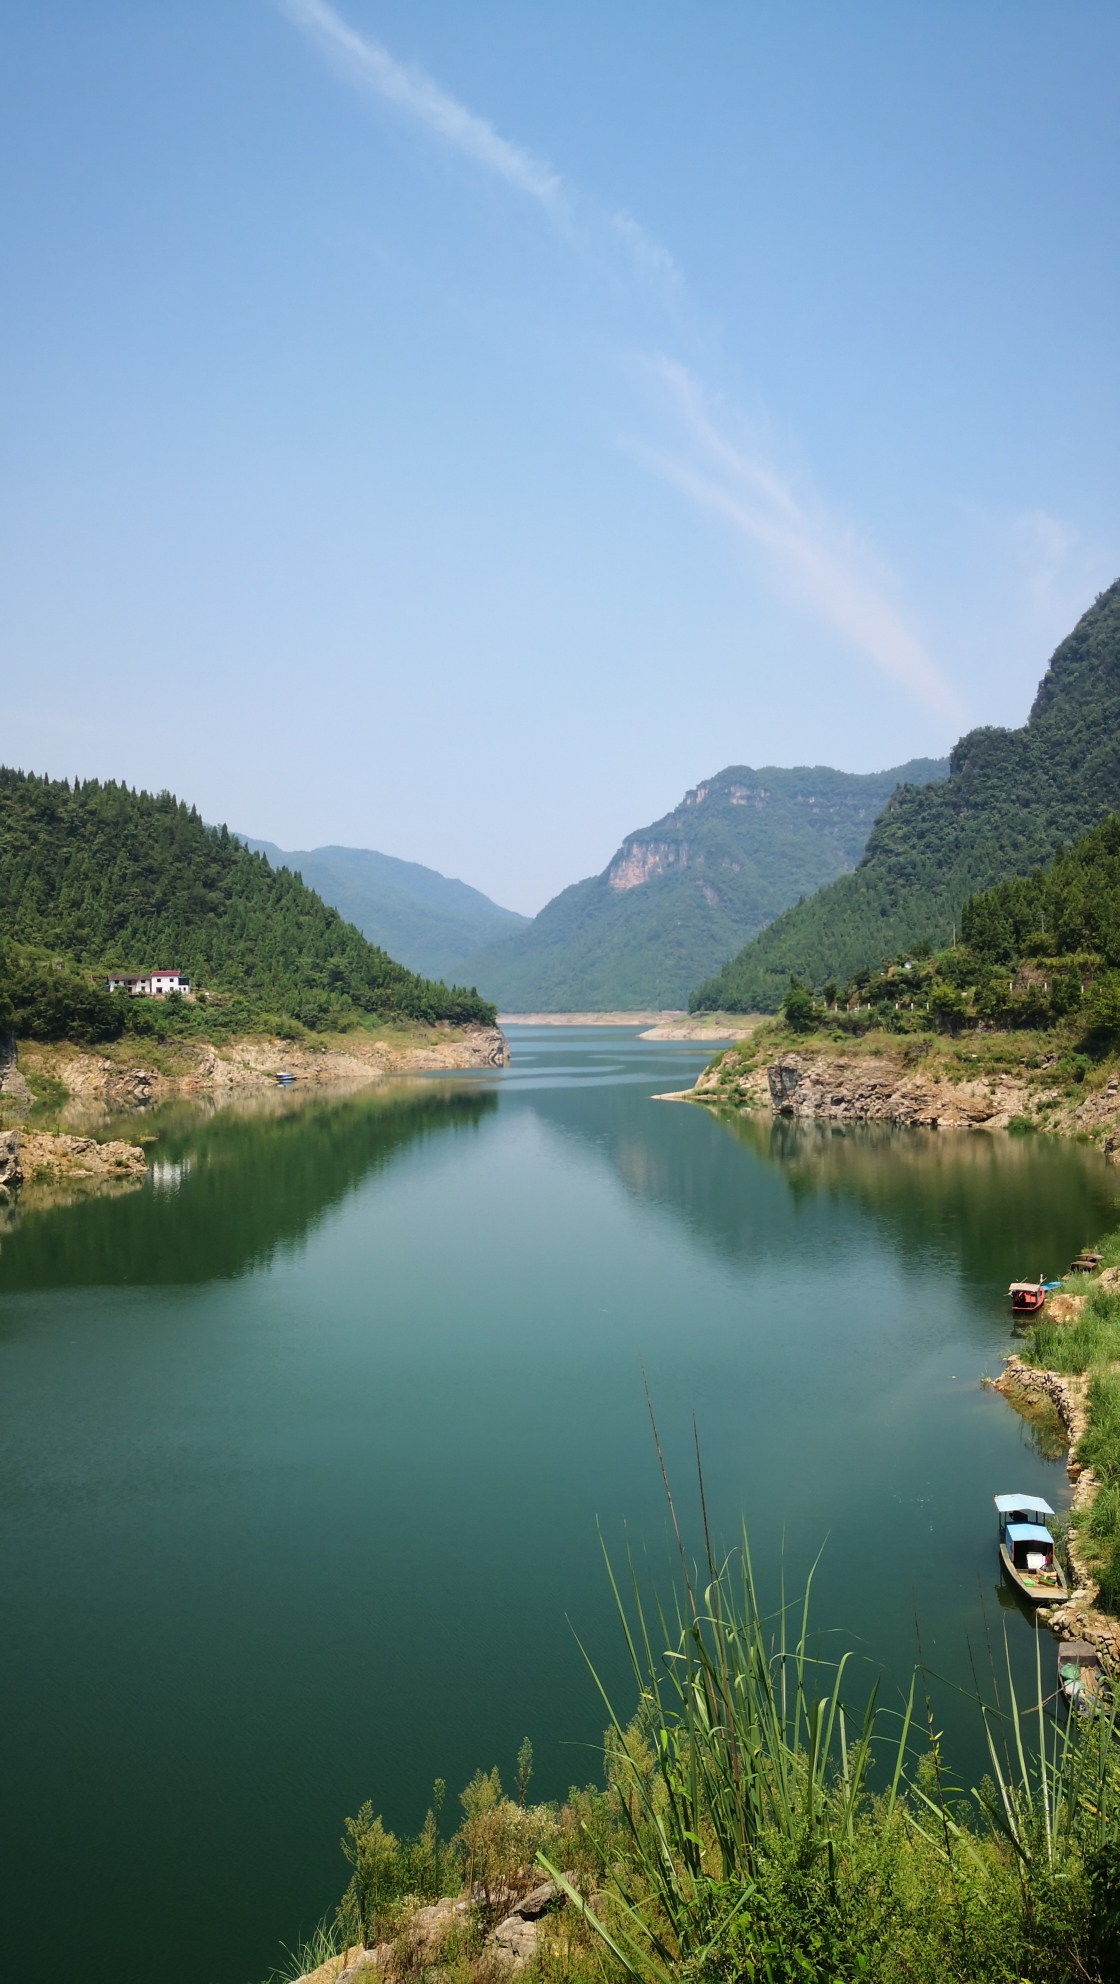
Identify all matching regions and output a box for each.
[1046,1292,1085,1325]
[764,1050,1032,1129]
[487,1878,562,1972]
[0,1128,22,1195]
[609,839,688,891]
[291,1879,566,1984]
[0,1033,31,1105]
[14,1130,147,1189]
[692,1040,1120,1147]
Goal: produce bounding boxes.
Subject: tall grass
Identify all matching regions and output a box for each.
[1023,1287,1120,1376]
[285,1529,1120,1984]
[1021,1255,1120,1613]
[536,1425,1120,1983]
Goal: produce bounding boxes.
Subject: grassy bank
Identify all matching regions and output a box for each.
[1019,1230,1120,1615]
[275,1533,1120,1984]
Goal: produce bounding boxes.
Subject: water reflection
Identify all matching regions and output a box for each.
[0,1082,497,1293]
[515,1064,1118,1294]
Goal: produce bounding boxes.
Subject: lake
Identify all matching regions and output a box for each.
[1,1026,1116,1983]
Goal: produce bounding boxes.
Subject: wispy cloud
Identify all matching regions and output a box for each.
[631,362,962,718]
[281,0,563,208]
[281,2,953,716]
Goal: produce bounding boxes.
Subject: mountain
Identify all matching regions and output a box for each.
[461,759,948,1012]
[239,839,528,985]
[0,770,496,1040]
[692,579,1120,1012]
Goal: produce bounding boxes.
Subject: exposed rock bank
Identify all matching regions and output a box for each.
[0,1124,147,1208]
[690,1040,1120,1148]
[766,1050,1031,1128]
[994,1358,1120,1673]
[292,1878,569,1984]
[11,1023,508,1120]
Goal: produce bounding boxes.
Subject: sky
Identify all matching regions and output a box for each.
[2,3,1118,914]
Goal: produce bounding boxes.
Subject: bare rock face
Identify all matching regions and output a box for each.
[0,1063,32,1105]
[487,1879,563,1973]
[1046,1292,1086,1325]
[0,1129,23,1194]
[18,1131,147,1188]
[765,1051,1030,1130]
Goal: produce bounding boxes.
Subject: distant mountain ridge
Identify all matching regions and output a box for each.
[239,839,528,984]
[693,579,1120,1012]
[461,758,948,1011]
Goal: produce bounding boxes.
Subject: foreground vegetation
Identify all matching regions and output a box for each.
[1018,1222,1120,1621]
[278,1522,1120,1984]
[692,579,1120,1013]
[0,769,496,1041]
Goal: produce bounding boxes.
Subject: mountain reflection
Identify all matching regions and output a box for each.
[523,1075,1118,1288]
[0,1083,497,1292]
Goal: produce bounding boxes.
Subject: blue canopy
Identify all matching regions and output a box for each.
[1005,1523,1054,1545]
[995,1494,1054,1515]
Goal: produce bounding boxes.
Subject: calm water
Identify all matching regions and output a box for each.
[2,1027,1117,1982]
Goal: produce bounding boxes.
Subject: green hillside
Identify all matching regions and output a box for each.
[0,770,496,1042]
[240,837,528,983]
[463,758,946,1011]
[693,579,1120,1012]
[758,811,1120,1043]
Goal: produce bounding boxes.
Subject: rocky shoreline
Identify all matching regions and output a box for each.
[0,1024,508,1212]
[4,1023,508,1119]
[0,1124,148,1202]
[994,1357,1120,1673]
[684,1037,1120,1149]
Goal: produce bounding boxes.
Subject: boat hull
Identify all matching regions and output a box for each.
[1009,1287,1046,1314]
[999,1543,1067,1604]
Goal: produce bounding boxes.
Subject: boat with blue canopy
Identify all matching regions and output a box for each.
[995,1493,1067,1603]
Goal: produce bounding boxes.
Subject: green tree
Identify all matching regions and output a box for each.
[781,977,817,1032]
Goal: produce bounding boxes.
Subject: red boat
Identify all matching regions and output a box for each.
[1009,1280,1046,1315]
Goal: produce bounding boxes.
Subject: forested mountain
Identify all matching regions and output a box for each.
[962,813,1120,967]
[240,837,528,984]
[775,812,1120,1043]
[0,770,495,1040]
[692,579,1120,1012]
[462,759,947,1011]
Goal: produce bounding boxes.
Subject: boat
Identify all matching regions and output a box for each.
[1008,1280,1047,1315]
[1070,1252,1103,1275]
[276,1071,297,1086]
[1057,1639,1108,1716]
[995,1494,1067,1603]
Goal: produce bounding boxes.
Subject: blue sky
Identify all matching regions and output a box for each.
[3,2,1118,913]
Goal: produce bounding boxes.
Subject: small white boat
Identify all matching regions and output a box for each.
[995,1493,1067,1603]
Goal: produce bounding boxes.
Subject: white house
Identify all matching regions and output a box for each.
[105,970,191,998]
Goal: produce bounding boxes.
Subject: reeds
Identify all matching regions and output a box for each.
[537,1421,1120,1982]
